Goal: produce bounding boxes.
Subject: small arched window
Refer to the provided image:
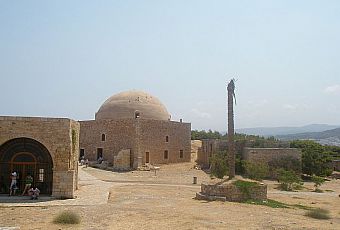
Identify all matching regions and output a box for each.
[102,134,106,141]
[166,136,169,143]
[135,111,140,119]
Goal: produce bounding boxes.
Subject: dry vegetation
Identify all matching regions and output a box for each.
[0,162,339,230]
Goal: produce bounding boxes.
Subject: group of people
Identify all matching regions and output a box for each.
[9,171,40,200]
[80,156,89,167]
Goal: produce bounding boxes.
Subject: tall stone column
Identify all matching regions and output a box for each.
[133,118,143,169]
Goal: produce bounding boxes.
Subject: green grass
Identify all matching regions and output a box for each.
[244,199,289,208]
[305,208,331,220]
[53,210,81,225]
[291,204,313,210]
[244,199,314,210]
[233,180,259,199]
[233,180,258,188]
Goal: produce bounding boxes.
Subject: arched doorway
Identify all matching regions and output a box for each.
[0,138,53,195]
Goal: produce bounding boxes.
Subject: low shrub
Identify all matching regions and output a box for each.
[311,175,325,192]
[53,210,81,224]
[277,169,303,191]
[209,151,228,179]
[305,208,331,220]
[244,161,269,181]
[233,180,258,199]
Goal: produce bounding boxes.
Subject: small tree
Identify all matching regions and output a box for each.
[268,155,301,178]
[210,151,228,179]
[290,140,333,176]
[311,175,325,192]
[277,169,303,191]
[244,161,269,181]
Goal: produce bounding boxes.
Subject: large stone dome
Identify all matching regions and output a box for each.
[95,90,171,121]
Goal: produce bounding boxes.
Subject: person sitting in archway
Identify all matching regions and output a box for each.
[9,171,18,196]
[21,174,33,196]
[28,187,40,200]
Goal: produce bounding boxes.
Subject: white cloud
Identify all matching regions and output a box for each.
[324,84,340,94]
[191,108,212,119]
[246,99,269,108]
[283,104,297,110]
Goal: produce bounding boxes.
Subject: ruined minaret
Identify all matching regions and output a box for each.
[227,79,236,179]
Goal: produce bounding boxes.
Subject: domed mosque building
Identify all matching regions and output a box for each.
[79,90,191,170]
[0,90,191,198]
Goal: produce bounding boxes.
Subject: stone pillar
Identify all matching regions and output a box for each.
[133,119,142,169]
[52,170,76,198]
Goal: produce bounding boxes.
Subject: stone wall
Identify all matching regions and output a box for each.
[80,118,191,169]
[197,181,267,202]
[197,139,290,168]
[191,140,202,163]
[242,148,302,165]
[331,160,340,171]
[113,149,131,171]
[79,119,136,165]
[138,119,191,166]
[0,116,79,198]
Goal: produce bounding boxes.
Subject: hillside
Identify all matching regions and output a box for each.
[277,127,340,146]
[236,124,339,137]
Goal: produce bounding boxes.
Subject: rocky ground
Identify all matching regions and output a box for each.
[0,162,339,230]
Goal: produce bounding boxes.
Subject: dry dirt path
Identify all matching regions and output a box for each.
[0,164,339,230]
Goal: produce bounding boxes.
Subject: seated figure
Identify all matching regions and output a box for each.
[28,187,40,200]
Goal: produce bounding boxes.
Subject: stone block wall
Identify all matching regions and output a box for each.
[79,119,136,163]
[331,160,340,171]
[242,148,302,165]
[191,140,202,163]
[0,116,79,198]
[80,118,191,169]
[113,149,131,170]
[138,119,191,165]
[199,182,267,202]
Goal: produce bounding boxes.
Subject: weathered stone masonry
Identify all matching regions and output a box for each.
[79,118,191,168]
[0,116,79,198]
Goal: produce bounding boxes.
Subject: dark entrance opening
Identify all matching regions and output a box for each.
[97,148,103,160]
[79,149,85,161]
[145,152,150,164]
[0,138,53,195]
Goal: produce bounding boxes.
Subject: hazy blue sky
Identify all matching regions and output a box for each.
[1,1,340,131]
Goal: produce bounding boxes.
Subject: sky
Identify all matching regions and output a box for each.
[1,1,340,131]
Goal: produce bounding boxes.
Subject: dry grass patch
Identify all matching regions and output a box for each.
[53,210,80,224]
[305,208,331,220]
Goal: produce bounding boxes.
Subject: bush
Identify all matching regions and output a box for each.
[233,180,258,199]
[311,175,325,191]
[235,155,245,175]
[268,156,301,178]
[53,210,81,224]
[305,208,331,220]
[290,140,333,176]
[210,151,228,179]
[244,161,269,181]
[277,169,303,191]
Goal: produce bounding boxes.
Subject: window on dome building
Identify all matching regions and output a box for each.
[180,150,183,158]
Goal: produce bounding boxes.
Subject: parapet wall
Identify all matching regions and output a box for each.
[242,148,302,164]
[197,181,267,202]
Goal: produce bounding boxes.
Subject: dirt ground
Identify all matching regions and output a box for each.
[0,162,340,230]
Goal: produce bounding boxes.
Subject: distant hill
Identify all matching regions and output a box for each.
[277,127,340,146]
[236,124,340,137]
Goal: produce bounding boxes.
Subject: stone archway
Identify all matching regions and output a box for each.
[0,137,53,195]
